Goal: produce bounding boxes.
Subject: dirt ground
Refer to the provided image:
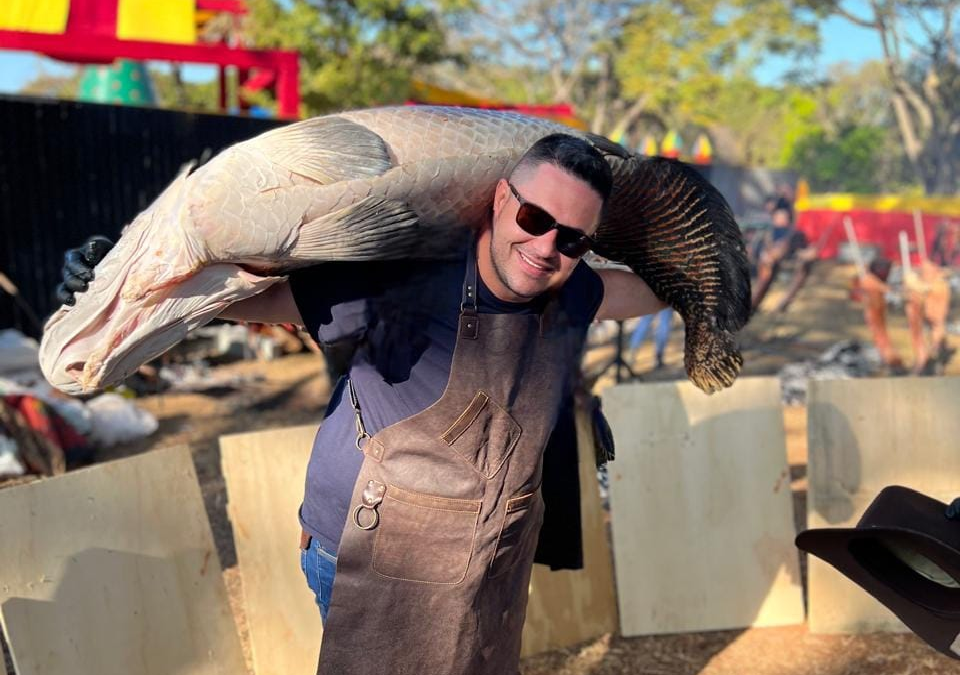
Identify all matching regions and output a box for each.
[5,260,960,675]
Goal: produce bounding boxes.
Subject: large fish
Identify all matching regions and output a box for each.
[39,106,750,395]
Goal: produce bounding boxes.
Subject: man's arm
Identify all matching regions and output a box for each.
[217,279,305,326]
[594,268,668,321]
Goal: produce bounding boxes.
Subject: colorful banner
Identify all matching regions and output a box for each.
[660,130,682,158]
[0,0,70,34]
[692,133,712,164]
[117,0,196,43]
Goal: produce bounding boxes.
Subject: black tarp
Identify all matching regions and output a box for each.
[0,95,283,337]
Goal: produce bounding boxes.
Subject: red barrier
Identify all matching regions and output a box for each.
[795,195,960,261]
[796,210,948,260]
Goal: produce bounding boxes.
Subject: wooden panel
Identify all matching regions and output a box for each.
[604,377,804,636]
[521,405,618,657]
[806,377,960,634]
[0,446,245,675]
[220,425,323,675]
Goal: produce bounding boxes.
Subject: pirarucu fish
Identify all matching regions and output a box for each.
[39,106,750,395]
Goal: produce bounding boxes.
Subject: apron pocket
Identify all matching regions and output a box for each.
[372,484,481,584]
[441,390,522,479]
[489,491,541,579]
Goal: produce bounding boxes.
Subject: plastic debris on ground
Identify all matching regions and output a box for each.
[0,433,25,477]
[86,394,159,447]
[778,339,883,406]
[158,361,264,393]
[0,328,45,387]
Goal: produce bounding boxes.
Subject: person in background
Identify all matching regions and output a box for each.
[850,257,905,373]
[750,207,811,312]
[903,256,952,374]
[628,306,673,370]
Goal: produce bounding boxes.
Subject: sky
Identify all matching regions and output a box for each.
[0,12,888,95]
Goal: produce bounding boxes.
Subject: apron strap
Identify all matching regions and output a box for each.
[459,241,479,340]
[348,378,370,450]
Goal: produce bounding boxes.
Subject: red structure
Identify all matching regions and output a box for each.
[796,195,960,261]
[0,0,300,118]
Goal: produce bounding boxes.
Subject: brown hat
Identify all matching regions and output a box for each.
[796,485,960,660]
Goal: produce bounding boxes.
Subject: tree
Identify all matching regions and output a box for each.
[18,68,82,99]
[455,0,817,137]
[614,0,818,142]
[243,0,468,115]
[788,124,900,191]
[811,0,960,193]
[149,66,220,112]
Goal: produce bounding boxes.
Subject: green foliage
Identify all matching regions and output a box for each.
[148,67,220,112]
[245,0,466,115]
[787,124,896,192]
[615,0,818,132]
[18,68,83,98]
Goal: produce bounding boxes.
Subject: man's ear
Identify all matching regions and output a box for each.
[492,179,509,218]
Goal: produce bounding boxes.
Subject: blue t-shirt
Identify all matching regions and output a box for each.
[289,255,604,553]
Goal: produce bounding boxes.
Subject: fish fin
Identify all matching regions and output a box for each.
[253,116,393,184]
[584,132,632,159]
[288,197,421,261]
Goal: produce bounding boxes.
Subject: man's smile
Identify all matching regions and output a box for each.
[517,249,556,276]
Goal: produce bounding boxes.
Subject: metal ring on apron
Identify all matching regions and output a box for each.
[353,503,380,530]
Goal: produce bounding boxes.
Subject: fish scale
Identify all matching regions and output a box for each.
[40,106,750,395]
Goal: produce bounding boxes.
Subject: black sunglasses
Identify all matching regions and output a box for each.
[507,182,596,258]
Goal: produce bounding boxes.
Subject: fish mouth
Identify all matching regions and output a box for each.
[48,292,166,393]
[41,264,284,394]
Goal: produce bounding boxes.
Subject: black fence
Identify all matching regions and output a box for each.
[0,95,284,337]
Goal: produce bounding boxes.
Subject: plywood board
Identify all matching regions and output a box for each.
[806,377,960,634]
[0,446,244,675]
[604,377,804,636]
[220,425,323,675]
[521,405,618,657]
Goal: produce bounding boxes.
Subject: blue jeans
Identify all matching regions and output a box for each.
[300,536,338,624]
[629,307,674,358]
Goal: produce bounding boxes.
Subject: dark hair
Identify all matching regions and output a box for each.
[869,257,893,280]
[511,133,613,202]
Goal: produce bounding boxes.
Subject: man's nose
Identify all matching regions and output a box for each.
[528,227,559,257]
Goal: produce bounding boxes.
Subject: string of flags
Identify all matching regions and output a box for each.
[614,129,713,164]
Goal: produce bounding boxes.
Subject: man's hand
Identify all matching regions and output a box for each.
[55,236,114,306]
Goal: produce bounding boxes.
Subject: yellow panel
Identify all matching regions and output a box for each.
[116,0,197,44]
[797,193,960,217]
[0,0,69,34]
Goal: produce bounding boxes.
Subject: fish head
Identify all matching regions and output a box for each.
[38,163,250,395]
[40,259,282,395]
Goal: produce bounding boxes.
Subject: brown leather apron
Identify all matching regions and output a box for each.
[317,248,578,675]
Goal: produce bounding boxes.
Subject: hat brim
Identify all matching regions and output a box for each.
[797,526,960,660]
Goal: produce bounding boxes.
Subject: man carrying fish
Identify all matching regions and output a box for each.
[58,133,667,674]
[50,104,752,675]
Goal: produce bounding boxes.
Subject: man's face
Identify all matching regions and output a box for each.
[478,163,603,303]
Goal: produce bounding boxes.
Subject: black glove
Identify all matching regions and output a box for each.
[55,236,114,306]
[946,497,960,520]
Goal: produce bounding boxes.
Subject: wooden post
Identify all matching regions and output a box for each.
[842,216,867,278]
[899,231,912,280]
[913,210,927,262]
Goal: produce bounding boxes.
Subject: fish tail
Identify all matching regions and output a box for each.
[684,319,743,394]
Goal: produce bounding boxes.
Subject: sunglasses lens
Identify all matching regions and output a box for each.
[556,231,592,258]
[516,203,554,237]
[513,193,593,258]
